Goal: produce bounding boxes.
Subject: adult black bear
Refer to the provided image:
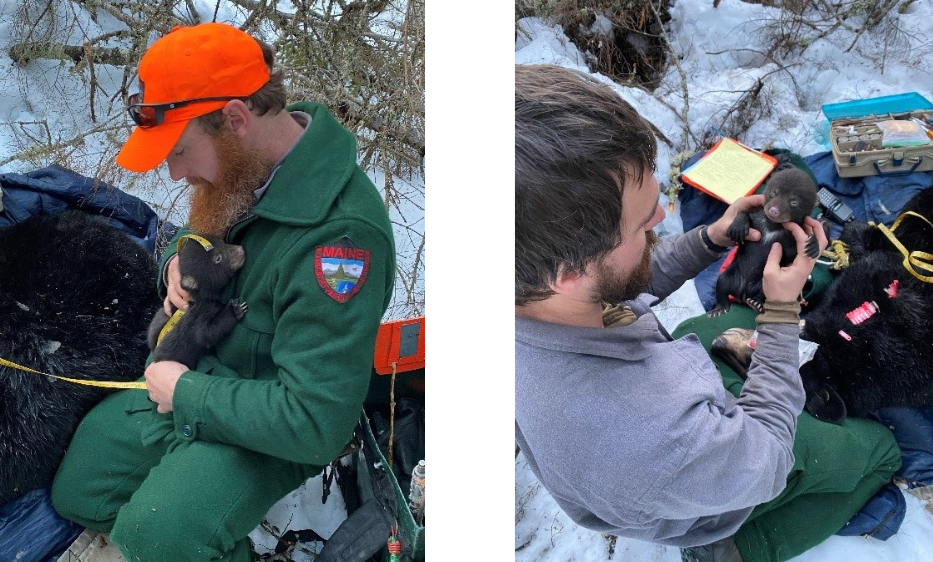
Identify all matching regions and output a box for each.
[0,210,160,504]
[147,233,246,368]
[800,187,933,423]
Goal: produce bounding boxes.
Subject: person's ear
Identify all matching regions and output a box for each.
[223,99,252,137]
[551,264,587,296]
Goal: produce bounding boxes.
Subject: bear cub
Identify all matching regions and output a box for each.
[709,167,820,316]
[147,233,247,368]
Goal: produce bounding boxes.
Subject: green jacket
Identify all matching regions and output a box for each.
[157,102,395,468]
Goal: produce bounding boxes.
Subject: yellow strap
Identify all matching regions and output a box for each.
[157,309,186,346]
[870,211,933,283]
[0,357,147,389]
[177,234,213,253]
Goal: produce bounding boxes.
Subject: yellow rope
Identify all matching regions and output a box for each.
[870,211,933,283]
[820,240,851,270]
[0,357,147,389]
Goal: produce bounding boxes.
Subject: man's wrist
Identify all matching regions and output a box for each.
[700,225,731,254]
[756,300,801,324]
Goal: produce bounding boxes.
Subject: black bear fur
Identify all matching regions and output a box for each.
[0,210,159,504]
[147,233,246,368]
[709,167,821,316]
[800,186,933,423]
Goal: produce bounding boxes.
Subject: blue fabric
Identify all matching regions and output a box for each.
[802,151,933,237]
[875,407,933,485]
[0,489,83,562]
[0,165,177,257]
[834,481,906,540]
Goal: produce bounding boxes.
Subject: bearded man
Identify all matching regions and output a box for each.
[52,23,396,562]
[515,64,901,562]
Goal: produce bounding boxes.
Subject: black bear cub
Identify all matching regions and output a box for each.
[147,233,247,368]
[709,167,820,316]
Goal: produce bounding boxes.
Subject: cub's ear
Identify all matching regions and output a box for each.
[181,274,199,291]
[804,378,847,424]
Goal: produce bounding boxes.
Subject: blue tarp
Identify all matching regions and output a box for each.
[0,165,176,257]
[0,489,82,562]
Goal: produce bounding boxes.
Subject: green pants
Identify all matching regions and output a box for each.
[673,306,902,562]
[51,389,317,562]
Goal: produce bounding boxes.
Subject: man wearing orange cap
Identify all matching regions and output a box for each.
[51,22,396,561]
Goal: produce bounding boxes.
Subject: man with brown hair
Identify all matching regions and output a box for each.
[515,64,901,562]
[52,22,395,561]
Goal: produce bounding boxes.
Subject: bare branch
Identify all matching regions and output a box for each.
[9,41,132,66]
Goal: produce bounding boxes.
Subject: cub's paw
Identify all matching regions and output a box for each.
[726,225,749,244]
[726,214,751,244]
[744,298,764,313]
[229,299,248,320]
[804,234,821,259]
[708,306,730,318]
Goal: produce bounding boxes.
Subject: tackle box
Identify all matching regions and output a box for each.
[823,93,933,178]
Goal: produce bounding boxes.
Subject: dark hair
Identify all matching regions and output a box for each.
[515,64,658,306]
[197,38,287,134]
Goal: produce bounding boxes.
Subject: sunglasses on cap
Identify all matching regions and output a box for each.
[126,92,245,128]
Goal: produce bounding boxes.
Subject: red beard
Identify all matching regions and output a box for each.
[187,129,273,236]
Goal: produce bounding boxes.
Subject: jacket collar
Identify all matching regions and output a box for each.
[251,101,358,226]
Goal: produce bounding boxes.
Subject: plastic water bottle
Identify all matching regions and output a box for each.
[408,459,425,525]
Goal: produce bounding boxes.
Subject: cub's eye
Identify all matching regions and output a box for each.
[790,200,799,207]
[213,254,224,264]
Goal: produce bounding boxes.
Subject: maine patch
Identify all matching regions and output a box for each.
[314,237,371,303]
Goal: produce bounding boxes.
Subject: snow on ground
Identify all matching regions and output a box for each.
[515,0,933,560]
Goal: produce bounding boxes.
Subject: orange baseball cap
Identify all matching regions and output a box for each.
[116,23,270,172]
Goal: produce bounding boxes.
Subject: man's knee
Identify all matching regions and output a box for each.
[50,471,78,522]
[111,497,228,561]
[50,391,153,529]
[50,463,107,530]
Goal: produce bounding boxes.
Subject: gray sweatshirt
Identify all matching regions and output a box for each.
[515,226,805,547]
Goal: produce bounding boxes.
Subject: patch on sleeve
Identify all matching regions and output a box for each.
[314,236,371,303]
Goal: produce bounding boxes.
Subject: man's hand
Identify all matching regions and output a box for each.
[762,217,829,303]
[145,360,188,414]
[706,194,765,247]
[163,255,191,316]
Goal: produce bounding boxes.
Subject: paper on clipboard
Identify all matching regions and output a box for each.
[681,138,778,204]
